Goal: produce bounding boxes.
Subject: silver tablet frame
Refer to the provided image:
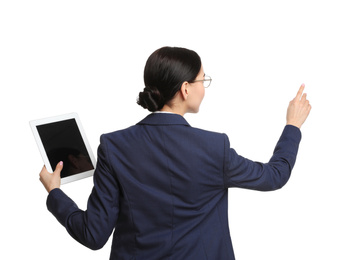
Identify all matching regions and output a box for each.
[30,112,96,184]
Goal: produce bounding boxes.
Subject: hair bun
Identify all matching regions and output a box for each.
[137,87,164,112]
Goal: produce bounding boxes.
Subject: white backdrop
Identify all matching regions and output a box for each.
[1,1,341,259]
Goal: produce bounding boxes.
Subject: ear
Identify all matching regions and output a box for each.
[180,81,189,100]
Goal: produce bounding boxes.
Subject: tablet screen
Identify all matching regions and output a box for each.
[36,118,94,178]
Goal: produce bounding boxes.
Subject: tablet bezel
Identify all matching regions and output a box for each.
[30,112,96,184]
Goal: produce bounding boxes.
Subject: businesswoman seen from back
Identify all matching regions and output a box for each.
[40,47,311,260]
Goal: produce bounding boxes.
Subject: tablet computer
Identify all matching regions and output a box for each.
[30,113,96,184]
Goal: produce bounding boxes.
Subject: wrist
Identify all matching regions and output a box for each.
[286,121,301,129]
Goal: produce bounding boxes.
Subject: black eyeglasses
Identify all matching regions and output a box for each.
[190,75,212,88]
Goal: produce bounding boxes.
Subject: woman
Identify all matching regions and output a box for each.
[40,47,311,259]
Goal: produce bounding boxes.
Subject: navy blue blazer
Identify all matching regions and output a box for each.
[47,113,302,259]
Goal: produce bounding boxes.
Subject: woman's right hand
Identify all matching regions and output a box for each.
[39,161,63,193]
[286,84,312,129]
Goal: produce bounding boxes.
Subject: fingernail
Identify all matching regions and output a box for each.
[59,161,63,166]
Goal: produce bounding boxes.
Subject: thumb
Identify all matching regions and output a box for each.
[54,161,64,176]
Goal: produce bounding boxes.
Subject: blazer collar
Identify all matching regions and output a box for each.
[137,113,191,126]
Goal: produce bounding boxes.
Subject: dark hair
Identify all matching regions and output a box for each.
[137,46,202,112]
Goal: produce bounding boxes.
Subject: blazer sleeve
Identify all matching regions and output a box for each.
[47,134,120,250]
[223,125,302,191]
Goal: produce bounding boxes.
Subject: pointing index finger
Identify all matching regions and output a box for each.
[295,84,305,100]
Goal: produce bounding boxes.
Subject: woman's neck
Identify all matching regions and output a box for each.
[160,104,186,116]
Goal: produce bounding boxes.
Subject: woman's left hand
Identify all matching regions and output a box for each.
[39,161,63,193]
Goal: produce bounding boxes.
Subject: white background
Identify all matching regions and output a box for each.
[1,0,341,259]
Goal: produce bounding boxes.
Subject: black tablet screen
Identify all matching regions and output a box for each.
[36,119,94,178]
